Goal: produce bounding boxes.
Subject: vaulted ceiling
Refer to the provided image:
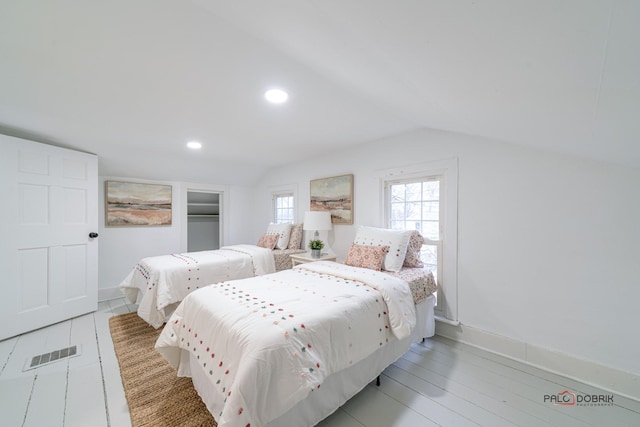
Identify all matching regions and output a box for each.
[1,0,639,179]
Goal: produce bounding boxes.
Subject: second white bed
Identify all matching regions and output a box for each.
[120,244,277,328]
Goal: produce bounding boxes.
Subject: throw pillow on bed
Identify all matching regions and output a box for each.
[344,243,389,271]
[403,230,425,268]
[266,223,293,249]
[257,234,278,249]
[287,223,304,249]
[353,226,413,272]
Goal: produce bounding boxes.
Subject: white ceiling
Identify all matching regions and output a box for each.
[1,0,639,176]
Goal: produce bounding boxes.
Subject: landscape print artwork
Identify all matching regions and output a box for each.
[106,181,172,226]
[310,174,353,224]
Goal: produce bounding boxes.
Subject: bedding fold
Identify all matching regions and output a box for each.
[220,244,276,276]
[296,261,416,339]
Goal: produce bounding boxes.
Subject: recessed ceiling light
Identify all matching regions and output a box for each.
[264,89,288,104]
[187,141,202,149]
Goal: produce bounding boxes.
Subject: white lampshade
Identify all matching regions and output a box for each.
[303,211,332,231]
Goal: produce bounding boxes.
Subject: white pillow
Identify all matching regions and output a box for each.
[353,226,413,272]
[266,223,293,249]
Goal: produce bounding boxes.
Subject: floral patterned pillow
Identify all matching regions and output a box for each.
[266,223,293,249]
[344,243,389,271]
[257,234,278,249]
[403,230,425,268]
[287,224,304,249]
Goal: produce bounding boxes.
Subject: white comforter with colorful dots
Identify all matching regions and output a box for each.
[155,261,416,427]
[119,245,276,328]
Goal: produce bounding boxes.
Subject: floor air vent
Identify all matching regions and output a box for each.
[23,345,81,371]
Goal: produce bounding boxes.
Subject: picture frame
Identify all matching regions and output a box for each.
[105,181,172,226]
[310,174,354,224]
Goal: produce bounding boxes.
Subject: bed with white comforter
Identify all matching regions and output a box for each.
[155,261,420,427]
[120,244,276,328]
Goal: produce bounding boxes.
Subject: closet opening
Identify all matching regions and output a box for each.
[187,191,220,251]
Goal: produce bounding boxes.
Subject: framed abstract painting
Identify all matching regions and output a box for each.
[310,174,353,224]
[105,181,172,226]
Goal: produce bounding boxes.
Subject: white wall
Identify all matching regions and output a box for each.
[98,177,183,300]
[227,184,262,244]
[98,178,254,299]
[251,128,640,378]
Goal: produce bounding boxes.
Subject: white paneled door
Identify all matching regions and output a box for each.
[0,134,98,340]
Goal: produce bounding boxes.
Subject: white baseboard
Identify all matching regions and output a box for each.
[435,321,639,402]
[98,286,123,302]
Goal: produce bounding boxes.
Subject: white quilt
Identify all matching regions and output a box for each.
[155,261,416,427]
[119,245,276,328]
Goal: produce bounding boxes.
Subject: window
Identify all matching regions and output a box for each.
[387,178,441,280]
[381,159,458,323]
[273,193,295,224]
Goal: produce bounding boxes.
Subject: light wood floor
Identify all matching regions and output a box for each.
[1,298,638,427]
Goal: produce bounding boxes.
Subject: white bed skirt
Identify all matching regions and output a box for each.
[414,293,435,341]
[189,294,435,427]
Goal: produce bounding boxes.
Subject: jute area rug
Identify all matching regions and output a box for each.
[109,312,217,426]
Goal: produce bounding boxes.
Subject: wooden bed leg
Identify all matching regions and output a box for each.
[376,376,380,387]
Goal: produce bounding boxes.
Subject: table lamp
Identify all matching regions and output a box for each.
[303,211,332,257]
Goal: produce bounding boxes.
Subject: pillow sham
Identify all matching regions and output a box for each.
[266,223,293,249]
[353,226,413,272]
[287,223,304,250]
[403,230,425,268]
[256,234,278,249]
[344,243,388,271]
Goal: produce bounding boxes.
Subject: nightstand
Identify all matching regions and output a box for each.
[290,252,337,267]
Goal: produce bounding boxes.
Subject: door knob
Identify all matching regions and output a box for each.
[89,232,99,238]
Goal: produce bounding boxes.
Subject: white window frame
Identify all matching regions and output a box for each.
[270,184,298,224]
[385,176,442,277]
[379,158,458,324]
